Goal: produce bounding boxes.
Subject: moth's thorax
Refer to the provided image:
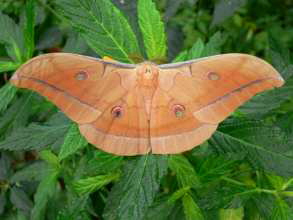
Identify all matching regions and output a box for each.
[137,63,159,118]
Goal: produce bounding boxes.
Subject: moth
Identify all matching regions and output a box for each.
[10,53,284,155]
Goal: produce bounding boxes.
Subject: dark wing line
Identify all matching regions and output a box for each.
[17,76,99,112]
[200,78,270,108]
[192,77,279,116]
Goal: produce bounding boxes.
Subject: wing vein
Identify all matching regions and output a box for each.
[18,75,99,111]
[195,77,273,111]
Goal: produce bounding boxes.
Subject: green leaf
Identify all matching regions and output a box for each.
[276,111,293,134]
[240,86,293,119]
[36,27,62,51]
[84,150,124,175]
[196,154,240,183]
[16,211,28,220]
[0,61,20,73]
[268,30,293,80]
[144,197,175,220]
[0,12,24,62]
[112,0,139,34]
[40,150,60,168]
[173,32,224,62]
[56,0,141,63]
[281,178,293,190]
[0,113,70,151]
[10,187,33,214]
[187,38,205,59]
[173,50,188,62]
[219,207,244,220]
[31,168,60,220]
[56,195,89,220]
[23,0,35,60]
[168,186,191,204]
[270,50,293,80]
[202,32,224,56]
[0,83,17,112]
[0,153,11,180]
[0,193,6,215]
[182,193,204,220]
[59,123,88,160]
[10,162,47,183]
[0,92,33,132]
[73,172,120,195]
[57,212,91,220]
[270,197,293,220]
[103,155,168,220]
[63,32,88,54]
[112,0,145,54]
[168,155,201,188]
[173,33,223,62]
[266,174,286,191]
[138,0,167,61]
[209,129,293,177]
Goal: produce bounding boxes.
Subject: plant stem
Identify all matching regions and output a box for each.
[282,178,293,190]
[234,188,278,197]
[280,191,293,197]
[221,176,247,187]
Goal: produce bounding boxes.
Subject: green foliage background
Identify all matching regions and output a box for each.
[0,0,292,219]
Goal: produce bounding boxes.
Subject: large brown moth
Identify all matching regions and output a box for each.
[10,53,284,155]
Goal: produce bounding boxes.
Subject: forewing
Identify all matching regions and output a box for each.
[10,53,136,124]
[151,53,284,154]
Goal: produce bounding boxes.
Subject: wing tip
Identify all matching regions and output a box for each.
[273,75,285,87]
[227,53,285,88]
[10,73,20,87]
[10,73,19,82]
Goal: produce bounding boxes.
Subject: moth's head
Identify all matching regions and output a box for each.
[137,62,159,81]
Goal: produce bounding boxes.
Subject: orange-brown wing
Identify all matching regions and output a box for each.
[79,87,150,155]
[11,53,137,123]
[151,53,284,154]
[150,88,218,154]
[10,53,150,155]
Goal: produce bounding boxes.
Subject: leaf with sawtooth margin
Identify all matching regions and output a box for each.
[55,0,141,63]
[209,119,293,177]
[0,83,17,112]
[103,155,168,220]
[0,112,70,151]
[138,0,167,61]
[58,123,88,161]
